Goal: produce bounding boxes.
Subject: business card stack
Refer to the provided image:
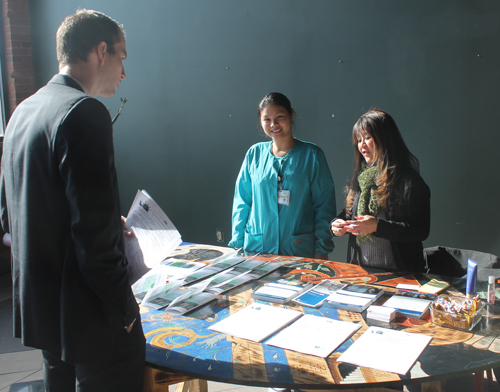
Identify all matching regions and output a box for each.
[366,305,396,322]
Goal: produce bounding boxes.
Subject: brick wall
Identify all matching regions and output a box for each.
[2,0,35,117]
[0,0,33,273]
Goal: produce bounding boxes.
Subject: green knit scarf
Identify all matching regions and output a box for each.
[356,163,379,244]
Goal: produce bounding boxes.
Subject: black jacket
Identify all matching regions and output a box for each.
[0,74,141,363]
[337,169,431,272]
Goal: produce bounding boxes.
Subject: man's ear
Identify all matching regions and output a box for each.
[96,41,107,65]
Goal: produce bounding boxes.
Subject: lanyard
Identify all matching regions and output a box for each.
[277,159,284,190]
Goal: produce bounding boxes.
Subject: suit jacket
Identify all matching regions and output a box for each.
[0,74,141,364]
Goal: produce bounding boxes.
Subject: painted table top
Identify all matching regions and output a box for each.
[141,245,500,389]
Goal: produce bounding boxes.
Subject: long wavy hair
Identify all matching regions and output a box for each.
[345,109,419,214]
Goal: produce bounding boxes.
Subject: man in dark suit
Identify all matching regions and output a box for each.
[0,9,145,391]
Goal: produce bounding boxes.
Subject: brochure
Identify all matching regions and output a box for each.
[164,292,218,315]
[157,258,206,280]
[204,259,263,289]
[208,303,303,342]
[266,314,361,357]
[382,290,436,319]
[142,276,218,314]
[323,285,384,312]
[251,272,314,304]
[140,280,186,309]
[205,261,282,295]
[124,190,182,284]
[182,253,245,285]
[338,326,432,375]
[132,265,169,303]
[132,259,204,302]
[293,280,346,308]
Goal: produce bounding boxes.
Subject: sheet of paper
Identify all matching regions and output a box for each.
[338,326,432,375]
[208,303,303,342]
[383,294,431,313]
[397,284,420,290]
[266,314,361,357]
[125,190,182,283]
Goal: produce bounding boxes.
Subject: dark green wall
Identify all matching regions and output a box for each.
[28,1,500,261]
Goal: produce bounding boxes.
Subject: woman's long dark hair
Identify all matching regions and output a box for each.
[346,109,419,214]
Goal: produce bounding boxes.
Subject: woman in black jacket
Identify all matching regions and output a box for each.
[331,109,430,272]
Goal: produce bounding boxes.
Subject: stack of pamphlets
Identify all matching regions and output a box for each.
[382,290,436,319]
[251,273,314,304]
[266,314,361,357]
[208,303,303,342]
[324,285,384,312]
[366,305,396,322]
[338,326,432,375]
[204,260,282,295]
[292,280,346,308]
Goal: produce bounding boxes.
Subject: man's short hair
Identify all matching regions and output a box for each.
[56,9,125,66]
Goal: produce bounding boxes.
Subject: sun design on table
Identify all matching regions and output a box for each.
[145,327,198,349]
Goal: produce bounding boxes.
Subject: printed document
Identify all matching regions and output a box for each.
[125,190,182,283]
[338,326,432,375]
[266,314,361,357]
[208,303,302,342]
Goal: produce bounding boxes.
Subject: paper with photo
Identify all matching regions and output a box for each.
[124,190,182,283]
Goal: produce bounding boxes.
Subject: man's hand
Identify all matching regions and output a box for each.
[121,216,133,237]
[124,318,136,333]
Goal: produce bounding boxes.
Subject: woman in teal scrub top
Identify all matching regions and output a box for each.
[228,92,336,259]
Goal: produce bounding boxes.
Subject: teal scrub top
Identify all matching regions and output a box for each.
[228,139,336,257]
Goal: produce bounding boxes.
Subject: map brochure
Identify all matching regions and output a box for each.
[131,259,205,302]
[140,280,186,309]
[382,290,436,319]
[323,284,384,313]
[142,275,218,315]
[203,258,263,289]
[131,264,169,303]
[338,326,432,375]
[124,190,182,284]
[157,258,206,280]
[163,291,218,315]
[208,302,303,342]
[205,260,282,295]
[293,280,346,308]
[266,314,361,357]
[182,253,246,285]
[251,272,314,304]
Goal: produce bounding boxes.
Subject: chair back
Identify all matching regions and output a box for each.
[424,246,500,281]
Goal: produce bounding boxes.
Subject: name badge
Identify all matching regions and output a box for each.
[278,190,290,206]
